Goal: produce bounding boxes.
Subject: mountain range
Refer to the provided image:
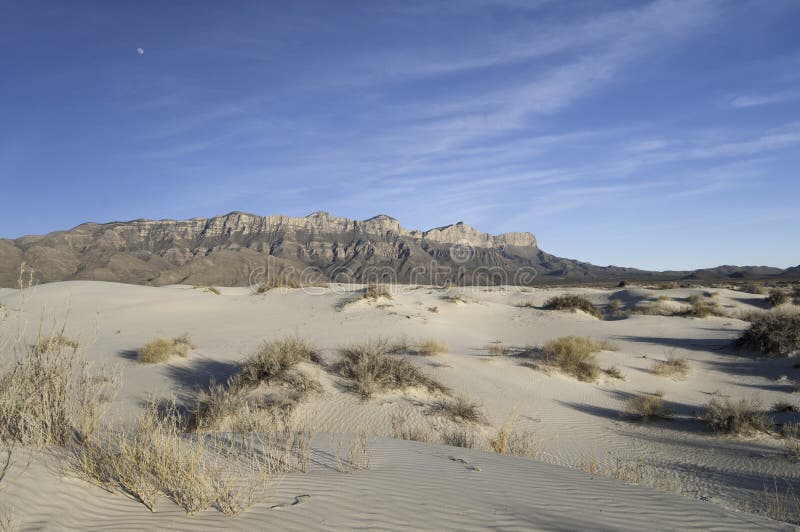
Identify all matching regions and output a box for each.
[0,211,795,288]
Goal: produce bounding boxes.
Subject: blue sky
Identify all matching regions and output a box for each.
[1,0,799,270]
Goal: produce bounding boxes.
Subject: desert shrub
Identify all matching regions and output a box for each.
[625,394,672,421]
[490,417,537,457]
[773,401,798,413]
[335,338,448,398]
[535,336,616,382]
[734,311,800,357]
[606,299,628,319]
[687,298,726,318]
[652,355,689,379]
[391,414,435,444]
[363,284,392,300]
[603,366,625,380]
[486,342,507,356]
[239,335,320,385]
[441,427,477,448]
[543,295,602,319]
[71,402,282,515]
[702,396,770,436]
[739,283,765,295]
[416,339,447,356]
[34,333,79,353]
[768,289,789,308]
[0,334,116,447]
[632,301,679,316]
[793,287,800,306]
[191,335,321,431]
[430,396,483,423]
[441,293,470,304]
[516,299,536,308]
[427,306,439,313]
[781,422,800,460]
[137,335,193,363]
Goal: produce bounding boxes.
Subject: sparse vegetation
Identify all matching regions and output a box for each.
[441,426,477,448]
[702,396,771,436]
[768,289,789,308]
[652,354,689,380]
[0,329,116,447]
[625,393,672,421]
[430,396,483,424]
[71,401,283,515]
[781,422,800,460]
[137,335,193,364]
[603,366,625,380]
[427,306,439,313]
[739,283,765,295]
[490,416,537,457]
[734,311,800,357]
[515,299,536,308]
[773,401,798,413]
[543,294,602,319]
[334,338,448,398]
[363,283,392,300]
[191,335,321,431]
[686,297,726,318]
[534,336,617,382]
[486,342,507,356]
[34,333,79,353]
[441,293,470,304]
[416,339,447,356]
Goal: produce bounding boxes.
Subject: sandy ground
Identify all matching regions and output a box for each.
[1,281,798,530]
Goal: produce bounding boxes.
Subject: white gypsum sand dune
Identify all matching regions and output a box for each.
[0,281,797,529]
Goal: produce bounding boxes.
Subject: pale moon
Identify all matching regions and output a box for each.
[136,48,144,55]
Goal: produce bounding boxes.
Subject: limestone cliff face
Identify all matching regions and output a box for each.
[5,210,773,287]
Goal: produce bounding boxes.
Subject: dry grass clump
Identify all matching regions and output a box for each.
[515,299,536,308]
[543,294,602,319]
[191,335,321,431]
[652,354,689,380]
[441,293,471,304]
[137,335,193,364]
[773,401,798,413]
[441,426,478,448]
[625,393,672,421]
[781,422,800,460]
[34,333,79,353]
[606,299,628,319]
[363,283,392,300]
[486,342,507,356]
[0,332,116,447]
[535,336,616,382]
[430,396,483,424]
[334,338,448,398]
[416,339,447,356]
[603,366,625,380]
[72,402,284,515]
[702,396,771,436]
[767,289,789,308]
[734,311,800,357]
[793,286,800,306]
[739,283,766,295]
[490,416,537,457]
[632,300,678,316]
[255,276,313,293]
[239,336,320,385]
[686,297,726,318]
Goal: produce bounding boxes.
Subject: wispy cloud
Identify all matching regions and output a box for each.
[730,89,800,108]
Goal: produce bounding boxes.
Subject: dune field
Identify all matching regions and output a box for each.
[1,280,799,530]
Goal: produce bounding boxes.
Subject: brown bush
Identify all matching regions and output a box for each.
[535,336,617,382]
[702,396,770,436]
[334,338,448,398]
[734,311,800,357]
[543,295,602,319]
[137,335,193,363]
